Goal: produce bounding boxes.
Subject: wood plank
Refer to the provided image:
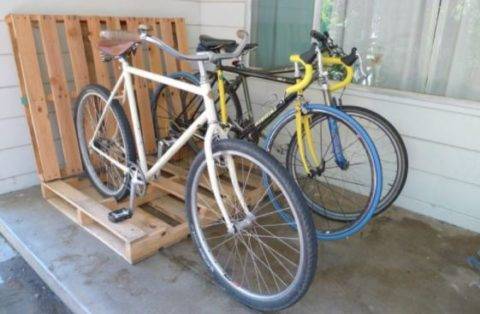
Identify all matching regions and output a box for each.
[86,17,111,88]
[129,223,189,263]
[6,17,43,179]
[10,15,61,181]
[147,18,164,75]
[38,15,83,176]
[149,197,186,222]
[106,17,123,81]
[151,177,216,211]
[126,18,156,154]
[45,180,146,242]
[173,18,191,72]
[158,19,179,73]
[64,15,90,94]
[158,19,183,118]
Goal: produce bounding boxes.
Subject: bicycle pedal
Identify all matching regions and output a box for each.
[108,208,133,223]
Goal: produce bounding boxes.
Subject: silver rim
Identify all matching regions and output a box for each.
[190,150,305,301]
[289,115,375,223]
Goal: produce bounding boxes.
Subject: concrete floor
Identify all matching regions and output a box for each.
[0,186,479,313]
[0,235,71,313]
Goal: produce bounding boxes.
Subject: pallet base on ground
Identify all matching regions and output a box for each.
[41,163,194,264]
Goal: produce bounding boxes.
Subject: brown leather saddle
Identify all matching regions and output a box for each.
[98,30,142,59]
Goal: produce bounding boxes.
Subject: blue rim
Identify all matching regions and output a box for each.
[262,103,383,241]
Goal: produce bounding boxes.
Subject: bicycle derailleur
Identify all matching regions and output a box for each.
[108,162,147,223]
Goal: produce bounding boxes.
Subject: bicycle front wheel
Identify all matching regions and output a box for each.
[185,139,317,311]
[265,104,383,240]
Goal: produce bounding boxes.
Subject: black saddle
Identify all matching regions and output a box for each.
[197,35,258,53]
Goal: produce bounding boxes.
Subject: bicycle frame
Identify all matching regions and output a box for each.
[214,51,354,173]
[90,58,213,179]
[89,56,248,232]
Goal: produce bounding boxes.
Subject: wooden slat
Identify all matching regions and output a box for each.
[126,18,156,154]
[159,19,184,119]
[64,15,90,94]
[106,17,123,81]
[148,18,164,75]
[38,15,83,176]
[45,180,146,242]
[6,17,43,179]
[159,19,178,73]
[150,197,186,222]
[174,18,191,72]
[87,17,111,88]
[151,177,216,212]
[10,15,61,181]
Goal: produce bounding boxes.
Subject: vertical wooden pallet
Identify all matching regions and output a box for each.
[6,14,192,182]
[6,14,198,264]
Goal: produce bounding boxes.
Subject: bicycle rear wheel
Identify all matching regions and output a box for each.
[186,139,317,311]
[340,106,408,215]
[75,84,135,200]
[150,72,242,151]
[265,104,382,240]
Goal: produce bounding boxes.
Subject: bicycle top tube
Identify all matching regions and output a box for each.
[99,27,250,64]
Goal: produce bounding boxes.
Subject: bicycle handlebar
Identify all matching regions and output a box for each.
[286,55,313,95]
[322,56,354,91]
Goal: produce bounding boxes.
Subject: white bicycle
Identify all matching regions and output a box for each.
[74,26,317,311]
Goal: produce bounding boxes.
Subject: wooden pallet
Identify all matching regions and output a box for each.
[6,14,197,264]
[40,159,264,264]
[6,14,191,182]
[40,165,192,264]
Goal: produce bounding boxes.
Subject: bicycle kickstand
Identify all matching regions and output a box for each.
[108,164,146,223]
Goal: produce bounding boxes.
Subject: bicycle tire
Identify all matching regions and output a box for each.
[75,84,135,200]
[340,105,408,215]
[150,72,243,150]
[264,104,382,240]
[185,139,317,311]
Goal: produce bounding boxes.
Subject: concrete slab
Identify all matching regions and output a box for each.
[0,186,480,313]
[0,237,71,313]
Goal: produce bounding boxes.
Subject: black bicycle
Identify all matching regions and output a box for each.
[151,31,408,220]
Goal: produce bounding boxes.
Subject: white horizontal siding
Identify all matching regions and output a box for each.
[0,171,38,195]
[0,0,202,25]
[200,2,246,28]
[0,86,23,120]
[0,116,31,150]
[0,22,12,54]
[0,145,37,179]
[0,55,19,87]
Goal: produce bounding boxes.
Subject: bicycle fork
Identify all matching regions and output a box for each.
[295,100,324,177]
[295,101,349,177]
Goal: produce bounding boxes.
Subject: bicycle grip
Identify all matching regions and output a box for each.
[310,30,327,43]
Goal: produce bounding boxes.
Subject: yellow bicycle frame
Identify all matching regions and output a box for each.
[217,69,228,124]
[215,53,354,176]
[289,55,354,175]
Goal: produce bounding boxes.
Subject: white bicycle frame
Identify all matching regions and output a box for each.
[88,51,250,232]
